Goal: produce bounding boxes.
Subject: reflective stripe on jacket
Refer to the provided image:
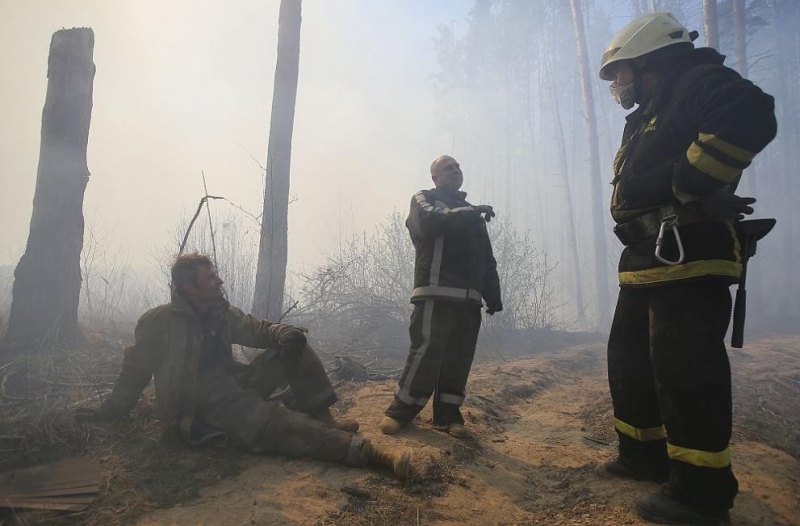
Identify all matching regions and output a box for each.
[407,188,501,306]
[610,48,776,286]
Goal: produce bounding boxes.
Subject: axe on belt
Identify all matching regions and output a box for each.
[731,218,776,348]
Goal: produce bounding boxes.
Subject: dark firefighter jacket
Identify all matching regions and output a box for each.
[611,48,777,286]
[99,292,292,439]
[406,187,502,308]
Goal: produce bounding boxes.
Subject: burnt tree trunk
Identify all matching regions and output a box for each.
[569,0,611,324]
[253,0,302,320]
[703,0,720,49]
[5,28,95,351]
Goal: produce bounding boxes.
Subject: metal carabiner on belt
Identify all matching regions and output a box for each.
[654,211,685,266]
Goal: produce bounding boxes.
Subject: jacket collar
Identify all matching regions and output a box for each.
[629,47,726,121]
[430,187,469,204]
[170,290,229,321]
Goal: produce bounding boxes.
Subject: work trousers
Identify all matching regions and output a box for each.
[608,280,738,512]
[193,344,362,466]
[385,299,482,426]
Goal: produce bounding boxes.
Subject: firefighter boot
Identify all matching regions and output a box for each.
[636,492,731,525]
[309,408,360,433]
[362,439,413,480]
[595,457,669,483]
[444,423,471,439]
[380,416,407,435]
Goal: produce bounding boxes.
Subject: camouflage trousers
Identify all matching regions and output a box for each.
[193,344,363,466]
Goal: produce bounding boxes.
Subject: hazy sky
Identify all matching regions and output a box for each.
[0,0,473,272]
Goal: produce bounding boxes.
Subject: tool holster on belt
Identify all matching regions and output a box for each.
[731,218,776,348]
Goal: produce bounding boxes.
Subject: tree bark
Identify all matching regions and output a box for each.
[732,0,748,78]
[569,0,611,325]
[544,50,584,321]
[253,0,302,321]
[4,28,95,351]
[771,0,800,324]
[703,0,720,49]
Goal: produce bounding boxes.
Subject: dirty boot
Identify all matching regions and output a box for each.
[309,408,360,433]
[362,439,413,480]
[636,492,731,525]
[380,416,407,435]
[444,423,471,439]
[595,457,669,483]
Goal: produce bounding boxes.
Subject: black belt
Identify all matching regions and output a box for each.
[613,208,673,246]
[613,204,711,245]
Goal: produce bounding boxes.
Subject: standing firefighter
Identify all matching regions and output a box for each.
[76,253,412,479]
[380,155,502,438]
[597,13,776,525]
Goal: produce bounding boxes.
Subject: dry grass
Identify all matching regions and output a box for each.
[729,337,800,458]
[0,333,796,525]
[322,452,464,526]
[0,343,244,525]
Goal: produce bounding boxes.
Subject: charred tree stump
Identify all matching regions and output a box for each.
[4,28,95,351]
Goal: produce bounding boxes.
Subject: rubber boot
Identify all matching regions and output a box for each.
[309,408,360,433]
[362,439,413,480]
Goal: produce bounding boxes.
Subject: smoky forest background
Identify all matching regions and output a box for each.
[1,0,798,364]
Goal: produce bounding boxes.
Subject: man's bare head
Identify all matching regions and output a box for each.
[171,253,224,305]
[430,155,463,191]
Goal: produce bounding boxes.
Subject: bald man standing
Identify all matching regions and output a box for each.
[380,155,502,439]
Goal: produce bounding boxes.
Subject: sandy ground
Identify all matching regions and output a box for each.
[133,337,800,526]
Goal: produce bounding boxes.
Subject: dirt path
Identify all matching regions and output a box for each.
[136,340,800,526]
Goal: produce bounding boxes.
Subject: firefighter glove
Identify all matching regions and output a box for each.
[486,301,503,315]
[473,205,496,223]
[687,191,756,222]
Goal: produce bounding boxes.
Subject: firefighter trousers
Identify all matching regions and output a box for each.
[385,299,482,426]
[608,280,738,512]
[193,344,363,466]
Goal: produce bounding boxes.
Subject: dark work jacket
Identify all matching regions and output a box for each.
[406,187,501,307]
[610,48,776,286]
[100,292,292,440]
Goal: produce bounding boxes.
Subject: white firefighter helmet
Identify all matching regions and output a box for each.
[599,13,695,80]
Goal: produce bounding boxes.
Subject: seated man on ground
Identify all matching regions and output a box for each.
[76,253,411,479]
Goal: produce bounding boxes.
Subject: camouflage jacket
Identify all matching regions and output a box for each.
[100,292,291,438]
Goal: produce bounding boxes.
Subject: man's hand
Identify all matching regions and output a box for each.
[687,191,756,222]
[278,328,307,354]
[473,205,496,223]
[75,407,119,424]
[486,302,503,315]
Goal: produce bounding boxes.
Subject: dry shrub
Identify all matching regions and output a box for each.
[285,213,559,364]
[0,348,243,525]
